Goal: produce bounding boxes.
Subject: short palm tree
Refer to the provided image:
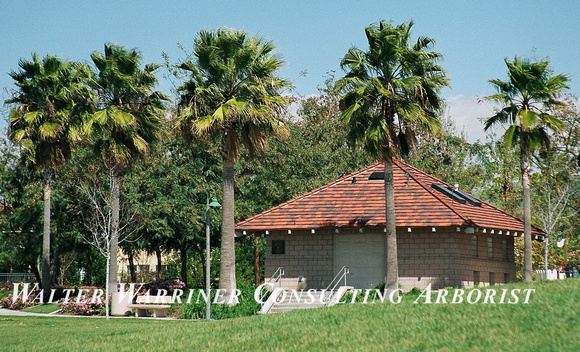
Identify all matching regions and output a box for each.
[334,20,449,293]
[85,43,168,291]
[6,54,92,290]
[176,28,289,293]
[484,57,569,282]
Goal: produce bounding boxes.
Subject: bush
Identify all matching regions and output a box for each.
[180,283,261,320]
[58,296,105,316]
[0,292,38,310]
[56,286,106,316]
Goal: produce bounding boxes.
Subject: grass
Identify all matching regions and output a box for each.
[22,304,60,314]
[1,279,579,351]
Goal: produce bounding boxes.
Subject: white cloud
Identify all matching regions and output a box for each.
[445,95,503,143]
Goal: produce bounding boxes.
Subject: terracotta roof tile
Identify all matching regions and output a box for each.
[236,160,545,236]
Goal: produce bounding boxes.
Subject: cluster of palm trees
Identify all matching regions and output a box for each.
[7,44,169,293]
[6,21,569,299]
[6,30,290,298]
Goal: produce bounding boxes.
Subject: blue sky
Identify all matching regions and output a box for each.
[1,1,578,141]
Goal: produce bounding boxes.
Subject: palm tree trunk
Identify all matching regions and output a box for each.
[108,169,121,292]
[384,158,399,294]
[521,145,533,282]
[219,156,237,293]
[42,167,53,291]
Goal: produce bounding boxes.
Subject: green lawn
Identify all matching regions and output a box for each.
[1,279,579,351]
[21,303,60,314]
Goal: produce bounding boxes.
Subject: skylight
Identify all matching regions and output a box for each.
[432,183,482,206]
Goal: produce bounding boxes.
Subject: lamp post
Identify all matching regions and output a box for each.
[205,193,221,320]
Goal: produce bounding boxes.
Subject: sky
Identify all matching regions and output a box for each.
[1,1,579,142]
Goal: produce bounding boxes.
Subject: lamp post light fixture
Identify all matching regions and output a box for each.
[205,193,221,320]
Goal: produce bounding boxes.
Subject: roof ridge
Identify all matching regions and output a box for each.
[393,160,471,225]
[235,162,383,228]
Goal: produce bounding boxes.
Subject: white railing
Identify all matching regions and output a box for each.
[266,267,285,287]
[260,267,284,307]
[324,266,349,303]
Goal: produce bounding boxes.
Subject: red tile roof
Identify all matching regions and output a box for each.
[236,160,545,236]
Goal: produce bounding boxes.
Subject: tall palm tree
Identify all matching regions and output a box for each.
[176,28,289,294]
[484,57,569,282]
[85,43,168,291]
[6,54,92,290]
[334,20,449,293]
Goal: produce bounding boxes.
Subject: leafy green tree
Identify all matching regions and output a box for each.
[236,88,374,285]
[85,43,168,291]
[5,54,92,289]
[484,57,570,281]
[532,151,578,271]
[473,137,522,215]
[123,121,221,286]
[52,146,110,286]
[176,28,290,293]
[0,136,42,281]
[408,115,483,193]
[334,20,449,293]
[237,92,373,218]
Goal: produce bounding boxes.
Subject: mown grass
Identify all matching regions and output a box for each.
[1,279,578,351]
[22,303,60,314]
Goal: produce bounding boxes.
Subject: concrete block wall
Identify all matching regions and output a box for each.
[398,229,516,290]
[264,228,517,291]
[265,230,334,288]
[455,233,516,288]
[397,229,463,290]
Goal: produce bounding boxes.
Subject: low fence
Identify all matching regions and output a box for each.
[0,273,36,283]
[535,269,579,280]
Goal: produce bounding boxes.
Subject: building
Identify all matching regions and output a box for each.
[236,160,545,290]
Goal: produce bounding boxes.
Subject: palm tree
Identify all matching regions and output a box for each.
[176,28,289,294]
[484,57,569,282]
[334,20,449,293]
[6,54,92,290]
[85,43,168,291]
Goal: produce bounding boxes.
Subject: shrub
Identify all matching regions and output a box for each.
[56,286,106,316]
[0,292,38,310]
[180,283,261,320]
[58,296,105,316]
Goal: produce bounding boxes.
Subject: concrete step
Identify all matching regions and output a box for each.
[278,295,326,304]
[269,303,327,313]
[272,302,327,308]
[262,289,345,314]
